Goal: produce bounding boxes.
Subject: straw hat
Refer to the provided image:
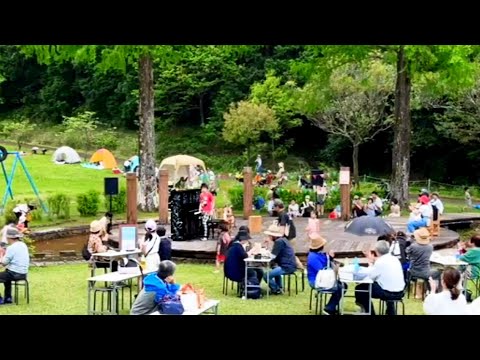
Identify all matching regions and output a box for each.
[310,235,327,250]
[414,228,431,245]
[264,224,284,238]
[90,220,103,233]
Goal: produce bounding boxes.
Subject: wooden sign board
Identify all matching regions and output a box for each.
[119,224,138,251]
[339,169,350,185]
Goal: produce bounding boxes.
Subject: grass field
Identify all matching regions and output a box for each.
[0,262,436,315]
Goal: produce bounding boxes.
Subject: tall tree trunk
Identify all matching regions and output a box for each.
[391,46,411,209]
[352,143,360,189]
[271,137,275,170]
[199,94,205,127]
[138,54,157,212]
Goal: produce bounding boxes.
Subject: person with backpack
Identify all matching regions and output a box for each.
[307,235,346,315]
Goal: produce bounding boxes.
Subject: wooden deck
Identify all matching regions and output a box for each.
[111,214,477,261]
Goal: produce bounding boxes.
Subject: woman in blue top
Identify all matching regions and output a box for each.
[307,235,346,315]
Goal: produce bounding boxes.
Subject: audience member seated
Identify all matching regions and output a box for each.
[406,195,432,235]
[224,228,263,287]
[130,260,180,315]
[458,235,480,282]
[0,228,29,305]
[263,224,297,295]
[307,235,346,315]
[88,220,117,271]
[288,200,300,218]
[388,198,401,217]
[423,267,468,315]
[406,228,434,298]
[430,192,444,221]
[355,240,405,315]
[300,196,315,218]
[352,196,366,217]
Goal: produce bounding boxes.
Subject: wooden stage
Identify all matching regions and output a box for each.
[111,214,480,261]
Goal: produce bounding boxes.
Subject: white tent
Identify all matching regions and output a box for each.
[52,146,82,164]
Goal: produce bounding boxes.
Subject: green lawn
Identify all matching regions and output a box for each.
[0,262,452,315]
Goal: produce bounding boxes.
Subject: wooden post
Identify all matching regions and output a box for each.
[243,167,253,220]
[339,167,351,221]
[158,169,169,225]
[126,173,138,225]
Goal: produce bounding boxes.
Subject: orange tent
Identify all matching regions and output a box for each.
[90,149,118,169]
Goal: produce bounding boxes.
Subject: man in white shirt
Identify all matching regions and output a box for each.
[355,240,405,315]
[371,192,383,216]
[430,192,444,221]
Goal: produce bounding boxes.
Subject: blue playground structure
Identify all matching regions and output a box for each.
[0,148,48,214]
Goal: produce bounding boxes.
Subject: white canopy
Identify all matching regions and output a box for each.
[159,154,206,183]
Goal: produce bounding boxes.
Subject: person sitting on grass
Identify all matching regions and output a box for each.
[215,223,231,273]
[130,260,181,315]
[0,228,29,305]
[307,235,346,315]
[263,224,297,295]
[355,240,405,315]
[423,267,468,315]
[157,226,172,261]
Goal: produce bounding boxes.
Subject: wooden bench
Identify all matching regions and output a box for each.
[150,299,220,315]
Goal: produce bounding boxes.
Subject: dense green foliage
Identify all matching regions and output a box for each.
[47,193,71,220]
[105,187,126,214]
[1,45,480,183]
[77,190,100,217]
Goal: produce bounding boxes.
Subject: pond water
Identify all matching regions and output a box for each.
[34,234,86,255]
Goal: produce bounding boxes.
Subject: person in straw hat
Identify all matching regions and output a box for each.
[306,234,345,315]
[87,220,118,271]
[406,227,434,299]
[262,224,297,295]
[0,227,29,304]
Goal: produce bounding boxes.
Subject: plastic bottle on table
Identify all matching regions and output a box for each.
[353,257,360,273]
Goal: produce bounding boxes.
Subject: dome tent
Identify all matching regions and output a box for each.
[52,146,82,164]
[89,148,118,169]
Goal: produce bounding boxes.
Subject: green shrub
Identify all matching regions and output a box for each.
[227,186,243,210]
[77,190,100,217]
[324,189,341,211]
[104,187,126,213]
[3,201,17,224]
[47,193,71,219]
[22,197,43,221]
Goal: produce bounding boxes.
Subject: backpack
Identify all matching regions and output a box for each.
[82,243,92,261]
[246,275,261,299]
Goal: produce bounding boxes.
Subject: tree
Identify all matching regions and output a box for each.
[297,60,395,186]
[296,45,479,207]
[2,120,36,150]
[62,111,98,159]
[223,100,279,164]
[20,45,175,212]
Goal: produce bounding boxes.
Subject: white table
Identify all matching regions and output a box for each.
[91,249,142,273]
[430,254,469,291]
[150,300,220,315]
[244,257,273,299]
[338,266,373,315]
[87,267,156,315]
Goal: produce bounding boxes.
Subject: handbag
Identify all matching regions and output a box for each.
[314,255,337,289]
[158,294,185,315]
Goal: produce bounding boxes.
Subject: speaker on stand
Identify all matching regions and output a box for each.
[104,177,119,230]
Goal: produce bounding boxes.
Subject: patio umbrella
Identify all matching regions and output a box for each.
[344,216,395,236]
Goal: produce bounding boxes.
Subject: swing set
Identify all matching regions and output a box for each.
[0,146,48,214]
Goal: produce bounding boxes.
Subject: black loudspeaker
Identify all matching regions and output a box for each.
[104,177,119,195]
[311,170,324,186]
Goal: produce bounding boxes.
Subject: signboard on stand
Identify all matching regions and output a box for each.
[339,169,350,185]
[119,224,138,251]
